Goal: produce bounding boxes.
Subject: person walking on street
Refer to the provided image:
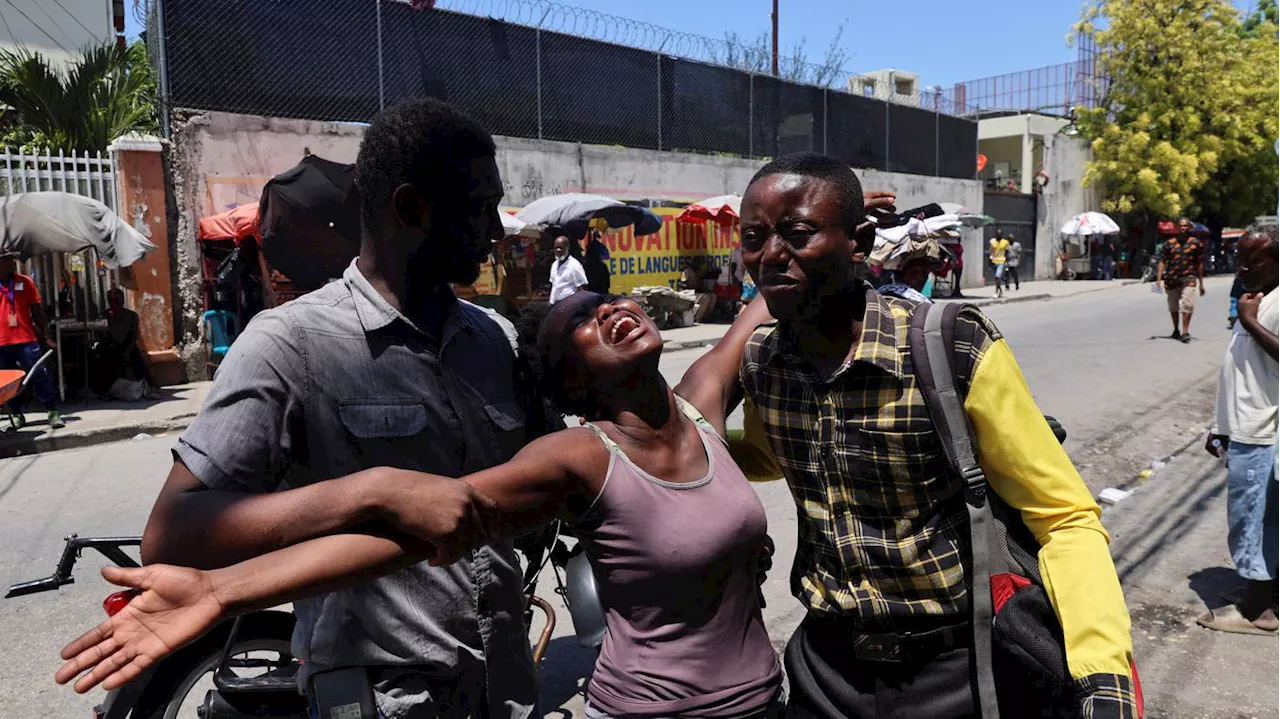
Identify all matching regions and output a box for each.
[1229,271,1246,329]
[549,235,588,304]
[132,99,548,718]
[583,230,612,294]
[1004,235,1022,291]
[737,153,1137,718]
[0,252,62,430]
[1202,227,1279,635]
[989,232,1010,298]
[1100,237,1118,281]
[1157,217,1206,342]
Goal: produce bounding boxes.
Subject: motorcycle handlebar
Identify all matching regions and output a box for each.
[5,576,65,598]
[5,534,142,599]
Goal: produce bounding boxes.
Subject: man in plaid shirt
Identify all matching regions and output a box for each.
[735,153,1137,718]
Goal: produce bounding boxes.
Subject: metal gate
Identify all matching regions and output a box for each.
[982,191,1036,285]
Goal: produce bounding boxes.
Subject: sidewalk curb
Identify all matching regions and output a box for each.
[1106,424,1211,497]
[958,292,1052,307]
[663,337,724,351]
[663,281,1151,350]
[948,279,1145,308]
[0,413,197,459]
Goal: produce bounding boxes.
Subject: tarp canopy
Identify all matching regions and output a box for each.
[516,193,663,239]
[199,203,260,245]
[0,192,155,268]
[1157,220,1210,236]
[677,194,742,225]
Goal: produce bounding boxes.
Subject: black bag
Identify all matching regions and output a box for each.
[908,302,1141,719]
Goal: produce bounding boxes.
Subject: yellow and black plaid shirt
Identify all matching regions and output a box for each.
[740,286,1138,718]
[741,288,993,621]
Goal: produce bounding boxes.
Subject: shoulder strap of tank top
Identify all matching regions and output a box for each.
[583,398,721,454]
[674,395,728,447]
[581,421,621,453]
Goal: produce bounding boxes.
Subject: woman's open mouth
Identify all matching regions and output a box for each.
[608,313,645,345]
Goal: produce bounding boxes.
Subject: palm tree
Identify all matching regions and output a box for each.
[0,41,158,152]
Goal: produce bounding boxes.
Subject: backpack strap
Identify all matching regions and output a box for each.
[908,301,1001,719]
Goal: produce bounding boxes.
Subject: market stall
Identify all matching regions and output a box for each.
[0,191,156,399]
[1059,212,1120,280]
[505,193,664,309]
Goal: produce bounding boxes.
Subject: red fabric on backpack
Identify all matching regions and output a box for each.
[991,572,1033,614]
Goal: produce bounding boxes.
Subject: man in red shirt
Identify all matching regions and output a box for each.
[0,252,62,429]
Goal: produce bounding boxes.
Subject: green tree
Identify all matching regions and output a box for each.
[1075,0,1278,223]
[1242,0,1279,37]
[0,41,158,152]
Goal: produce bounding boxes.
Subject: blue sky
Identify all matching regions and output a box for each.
[125,0,1261,88]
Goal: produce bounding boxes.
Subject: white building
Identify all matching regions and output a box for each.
[977,112,1071,194]
[0,0,123,67]
[848,69,920,105]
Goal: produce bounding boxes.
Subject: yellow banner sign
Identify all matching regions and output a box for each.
[595,207,739,294]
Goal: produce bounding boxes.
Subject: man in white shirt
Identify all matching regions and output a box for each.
[548,235,587,304]
[1204,227,1279,634]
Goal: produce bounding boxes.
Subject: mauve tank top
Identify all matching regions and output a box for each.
[572,401,782,718]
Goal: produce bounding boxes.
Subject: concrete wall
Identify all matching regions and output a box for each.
[167,110,986,368]
[109,134,184,385]
[1034,133,1099,280]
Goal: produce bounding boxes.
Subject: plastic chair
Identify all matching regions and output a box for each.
[202,310,241,378]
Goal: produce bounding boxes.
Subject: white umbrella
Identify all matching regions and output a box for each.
[1061,211,1120,236]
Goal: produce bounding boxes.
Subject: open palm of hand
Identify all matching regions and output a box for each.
[55,564,226,693]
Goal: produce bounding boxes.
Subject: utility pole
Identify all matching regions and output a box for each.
[771,0,779,77]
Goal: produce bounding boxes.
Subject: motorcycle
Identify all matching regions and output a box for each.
[8,528,602,718]
[7,535,297,719]
[1140,252,1158,283]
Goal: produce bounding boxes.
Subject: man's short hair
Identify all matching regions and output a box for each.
[355,99,496,229]
[1246,224,1278,251]
[747,152,865,237]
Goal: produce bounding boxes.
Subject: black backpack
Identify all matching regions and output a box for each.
[908,302,1142,719]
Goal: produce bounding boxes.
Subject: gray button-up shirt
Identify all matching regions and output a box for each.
[176,261,535,718]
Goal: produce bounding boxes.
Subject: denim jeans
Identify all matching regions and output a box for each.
[1227,441,1279,582]
[0,341,55,413]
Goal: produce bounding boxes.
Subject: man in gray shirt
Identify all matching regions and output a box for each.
[140,100,539,718]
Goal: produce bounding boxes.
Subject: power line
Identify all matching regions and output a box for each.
[0,9,15,50]
[31,0,79,50]
[1,0,71,54]
[50,0,98,41]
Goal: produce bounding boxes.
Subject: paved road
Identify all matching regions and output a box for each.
[0,277,1241,717]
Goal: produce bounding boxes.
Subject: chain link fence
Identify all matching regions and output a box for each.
[147,0,979,179]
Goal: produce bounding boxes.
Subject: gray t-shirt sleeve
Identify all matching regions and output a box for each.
[174,309,306,494]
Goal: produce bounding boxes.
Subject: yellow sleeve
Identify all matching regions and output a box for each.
[964,339,1133,680]
[726,394,784,483]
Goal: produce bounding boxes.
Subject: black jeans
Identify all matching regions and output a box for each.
[785,615,978,719]
[1004,265,1020,290]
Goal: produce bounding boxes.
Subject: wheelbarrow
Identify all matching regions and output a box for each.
[0,348,56,429]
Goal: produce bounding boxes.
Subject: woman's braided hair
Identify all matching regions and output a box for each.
[514,301,585,421]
